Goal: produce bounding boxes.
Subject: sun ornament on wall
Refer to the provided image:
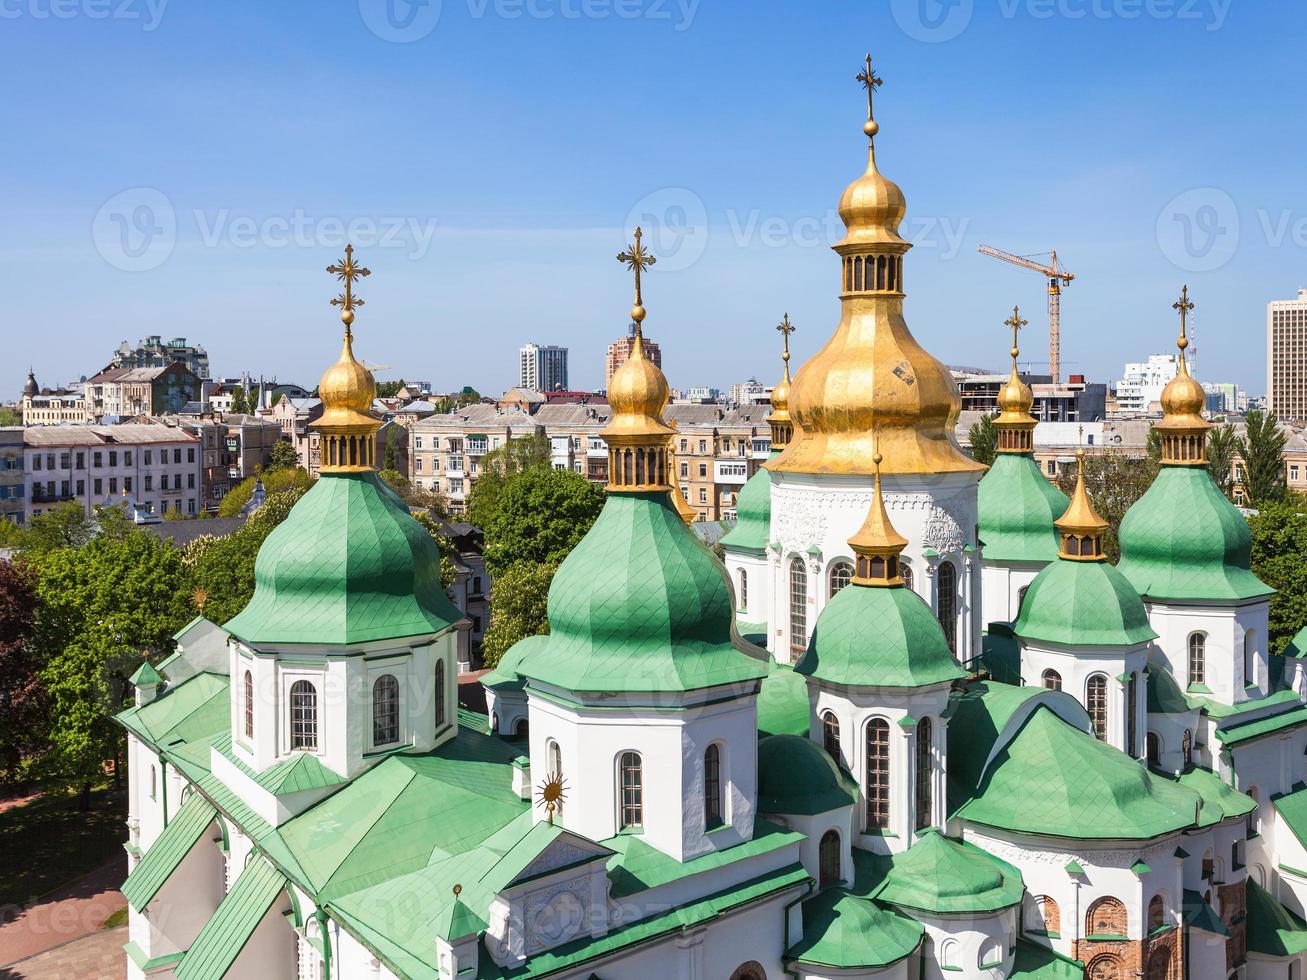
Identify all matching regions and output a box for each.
[536,768,568,826]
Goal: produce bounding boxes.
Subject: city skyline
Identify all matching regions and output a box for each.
[6,3,1306,396]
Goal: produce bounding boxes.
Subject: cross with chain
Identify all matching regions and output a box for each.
[327,244,371,328]
[617,227,656,328]
[1004,305,1028,361]
[776,312,796,366]
[856,53,883,128]
[1172,284,1194,351]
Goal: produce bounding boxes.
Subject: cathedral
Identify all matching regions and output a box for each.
[117,64,1307,980]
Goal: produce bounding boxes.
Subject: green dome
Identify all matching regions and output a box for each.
[788,889,922,970]
[512,492,767,694]
[757,734,857,815]
[225,472,462,646]
[876,830,1023,914]
[1013,557,1157,648]
[796,585,966,689]
[1117,466,1272,602]
[720,453,775,553]
[757,659,811,737]
[977,453,1068,563]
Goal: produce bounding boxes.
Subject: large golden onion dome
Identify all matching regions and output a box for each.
[1154,285,1210,466]
[317,320,377,428]
[772,58,981,477]
[604,329,673,440]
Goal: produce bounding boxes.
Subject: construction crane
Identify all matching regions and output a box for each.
[977,245,1076,384]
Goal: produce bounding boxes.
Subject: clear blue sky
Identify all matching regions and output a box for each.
[4,0,1305,397]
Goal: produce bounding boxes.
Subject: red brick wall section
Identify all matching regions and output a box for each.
[1218,880,1247,971]
[1073,940,1141,979]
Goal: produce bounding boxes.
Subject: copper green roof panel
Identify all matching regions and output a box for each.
[1147,665,1193,714]
[758,735,857,816]
[258,751,347,795]
[1215,705,1307,747]
[1011,939,1085,978]
[958,705,1201,840]
[1284,625,1307,658]
[757,660,811,737]
[1182,889,1229,936]
[1118,466,1272,602]
[512,492,767,693]
[224,472,462,646]
[128,661,164,687]
[977,453,1068,563]
[481,635,547,692]
[1247,879,1307,956]
[122,793,217,909]
[786,888,922,969]
[1162,767,1257,827]
[1191,686,1300,720]
[116,672,230,749]
[192,770,273,843]
[720,454,774,553]
[796,585,966,689]
[1013,558,1157,648]
[174,858,287,980]
[737,619,769,645]
[875,830,1023,914]
[1273,784,1307,851]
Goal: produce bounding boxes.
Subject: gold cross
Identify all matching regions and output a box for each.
[1004,305,1028,360]
[327,244,371,327]
[1172,284,1194,351]
[776,313,796,365]
[856,53,883,125]
[617,227,656,329]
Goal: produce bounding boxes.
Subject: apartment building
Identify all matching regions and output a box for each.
[1113,354,1180,416]
[518,343,569,392]
[957,371,1107,422]
[85,363,201,418]
[149,414,285,509]
[666,404,771,522]
[23,425,203,521]
[1269,289,1307,421]
[109,335,211,380]
[20,370,94,425]
[410,405,541,512]
[535,403,613,483]
[0,428,23,527]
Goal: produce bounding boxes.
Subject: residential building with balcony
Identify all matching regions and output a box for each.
[1113,354,1181,416]
[20,370,94,425]
[518,343,569,392]
[409,405,542,512]
[666,404,771,522]
[85,363,202,419]
[110,335,210,380]
[0,427,23,527]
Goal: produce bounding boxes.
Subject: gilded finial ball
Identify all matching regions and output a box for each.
[341,308,355,326]
[1010,347,1019,359]
[631,304,646,323]
[1177,335,1188,350]
[864,118,879,138]
[873,450,883,467]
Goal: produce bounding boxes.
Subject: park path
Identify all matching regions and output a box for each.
[0,926,127,980]
[0,856,126,968]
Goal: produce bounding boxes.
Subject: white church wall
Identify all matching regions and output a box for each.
[980,561,1043,629]
[1146,600,1269,707]
[913,907,1017,980]
[1019,641,1149,756]
[724,548,771,632]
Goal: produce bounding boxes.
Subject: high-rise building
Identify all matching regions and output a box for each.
[605,326,661,390]
[1268,289,1307,421]
[518,343,569,392]
[1113,354,1180,416]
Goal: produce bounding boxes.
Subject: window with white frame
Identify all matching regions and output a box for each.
[290,680,318,751]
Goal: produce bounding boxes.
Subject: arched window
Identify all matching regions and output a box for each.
[1031,895,1060,935]
[547,739,562,777]
[1182,729,1193,767]
[704,744,723,829]
[727,963,767,980]
[243,670,254,740]
[1188,633,1205,686]
[1244,629,1256,686]
[818,829,841,888]
[1042,669,1062,691]
[938,939,960,971]
[821,711,841,763]
[828,561,853,598]
[915,717,933,831]
[865,719,891,830]
[1148,894,1165,931]
[619,752,643,829]
[1127,671,1139,757]
[900,563,914,591]
[290,680,318,751]
[372,674,399,746]
[789,558,808,654]
[1086,674,1108,742]
[1146,947,1171,980]
[1146,732,1161,766]
[737,568,748,611]
[434,659,446,729]
[1086,896,1128,938]
[936,561,957,653]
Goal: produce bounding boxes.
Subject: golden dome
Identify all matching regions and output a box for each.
[837,139,909,250]
[603,330,674,441]
[1055,449,1108,561]
[848,447,909,586]
[993,306,1037,454]
[767,314,796,451]
[317,322,377,428]
[1154,285,1210,466]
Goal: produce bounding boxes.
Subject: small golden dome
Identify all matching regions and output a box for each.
[1154,285,1210,466]
[767,313,796,452]
[996,367,1034,417]
[317,326,377,428]
[837,143,908,250]
[1160,361,1206,419]
[1055,449,1108,560]
[848,447,909,587]
[603,331,674,440]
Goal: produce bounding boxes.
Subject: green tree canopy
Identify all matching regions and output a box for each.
[379,469,450,521]
[229,385,250,415]
[376,379,407,399]
[481,561,555,669]
[967,413,997,466]
[0,560,42,783]
[217,467,313,519]
[0,407,21,426]
[1055,449,1158,563]
[1249,498,1307,653]
[466,434,551,531]
[263,439,301,472]
[1239,409,1287,507]
[18,502,97,556]
[482,467,605,578]
[1207,423,1238,500]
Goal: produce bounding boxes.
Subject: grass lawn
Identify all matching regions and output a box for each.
[0,784,126,909]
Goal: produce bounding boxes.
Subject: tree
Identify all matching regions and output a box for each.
[217,467,312,519]
[0,407,21,426]
[263,440,300,473]
[229,385,249,416]
[481,562,556,669]
[1056,450,1158,563]
[18,502,96,556]
[383,426,402,472]
[434,388,482,414]
[376,379,407,399]
[1239,409,1287,507]
[0,561,43,783]
[466,435,552,531]
[379,469,449,521]
[1207,424,1238,500]
[482,467,605,578]
[967,413,997,466]
[1249,499,1307,653]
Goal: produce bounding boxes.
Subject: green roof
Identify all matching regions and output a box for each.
[720,454,774,553]
[224,471,462,647]
[977,453,1068,563]
[1273,784,1307,852]
[175,858,288,980]
[796,584,966,689]
[480,634,545,692]
[757,735,857,816]
[1216,705,1307,746]
[1147,664,1194,714]
[979,625,1022,685]
[129,661,164,687]
[786,888,922,969]
[122,793,217,909]
[1247,879,1307,957]
[1156,766,1257,828]
[211,734,348,796]
[1182,889,1229,936]
[116,672,230,750]
[1118,466,1273,602]
[957,705,1201,840]
[1013,557,1157,648]
[511,492,767,694]
[757,659,811,737]
[1011,939,1085,978]
[875,830,1023,914]
[1284,624,1307,658]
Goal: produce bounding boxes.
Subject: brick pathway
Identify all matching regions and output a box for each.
[0,926,126,980]
[0,857,126,966]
